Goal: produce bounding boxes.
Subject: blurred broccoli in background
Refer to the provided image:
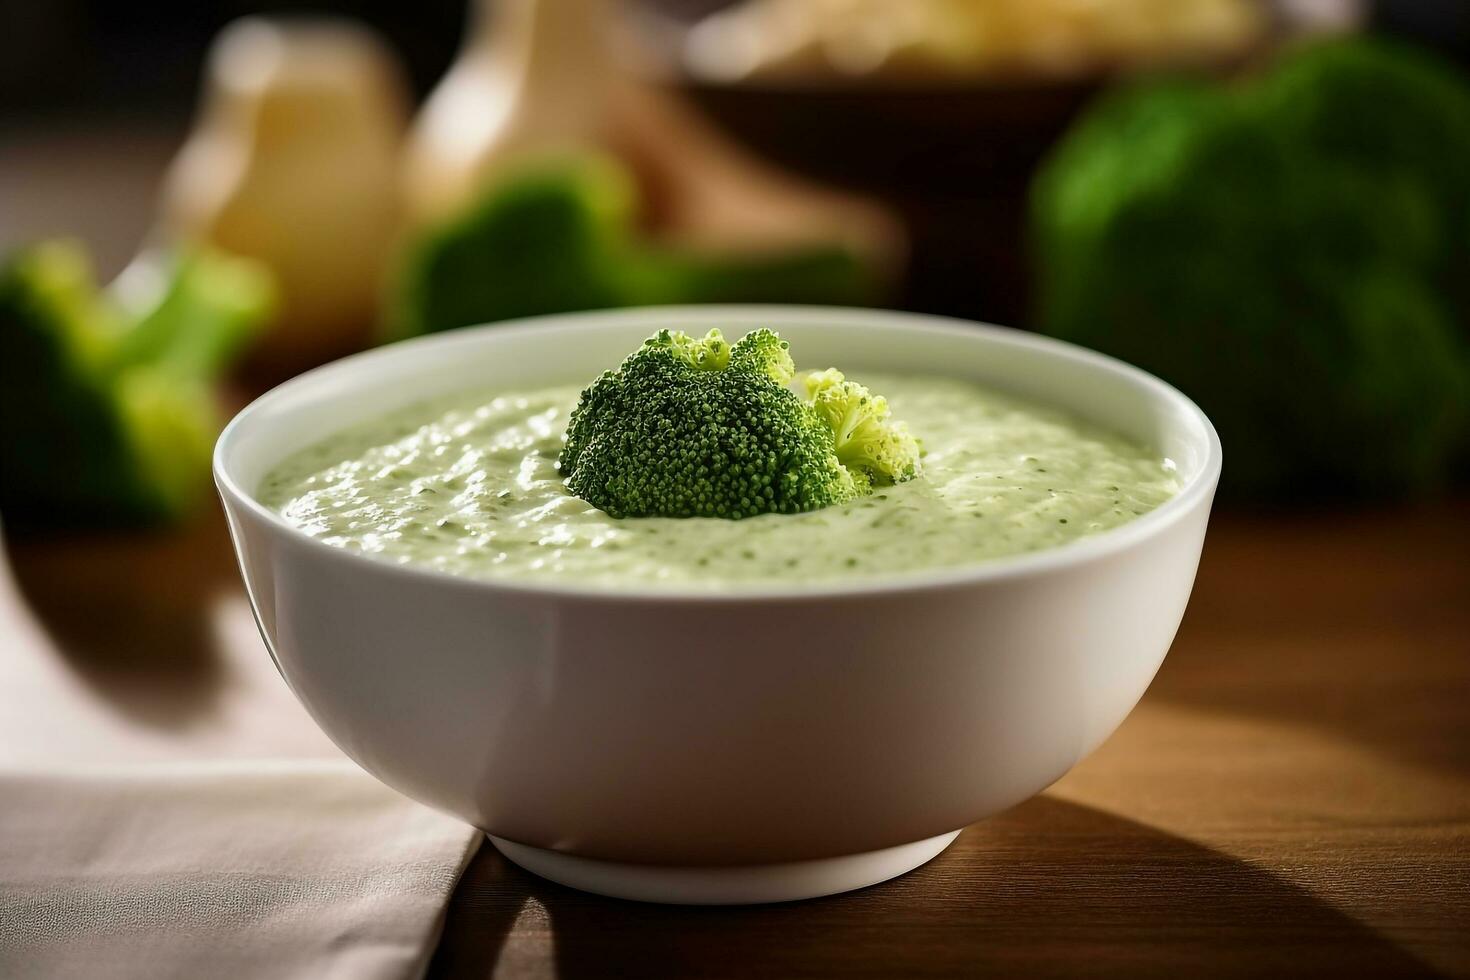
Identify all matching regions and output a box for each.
[387,157,877,339]
[1031,37,1470,500]
[0,241,274,529]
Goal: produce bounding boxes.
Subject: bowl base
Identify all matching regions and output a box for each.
[488,829,962,905]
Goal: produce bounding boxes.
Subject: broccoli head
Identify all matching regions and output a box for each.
[0,241,273,529]
[388,158,877,338]
[1030,37,1470,500]
[557,328,920,519]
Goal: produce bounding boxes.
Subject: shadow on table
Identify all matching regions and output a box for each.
[429,796,1441,979]
[1152,502,1470,781]
[2,512,238,732]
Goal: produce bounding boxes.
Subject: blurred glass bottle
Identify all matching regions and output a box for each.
[403,0,615,228]
[159,18,409,375]
[401,0,899,273]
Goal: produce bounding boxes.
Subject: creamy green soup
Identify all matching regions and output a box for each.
[259,374,1180,589]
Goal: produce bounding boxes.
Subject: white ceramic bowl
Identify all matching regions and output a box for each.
[215,306,1220,904]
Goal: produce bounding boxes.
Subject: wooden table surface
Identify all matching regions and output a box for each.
[3,502,1466,978]
[3,121,1468,978]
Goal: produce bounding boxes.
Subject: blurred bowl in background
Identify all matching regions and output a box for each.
[629,0,1293,324]
[670,77,1101,324]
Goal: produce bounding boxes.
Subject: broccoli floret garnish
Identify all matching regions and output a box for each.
[557,328,920,519]
[0,240,273,528]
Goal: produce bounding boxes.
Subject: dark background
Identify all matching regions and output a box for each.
[5,0,1468,119]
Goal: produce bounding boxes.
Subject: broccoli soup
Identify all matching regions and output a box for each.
[259,374,1181,589]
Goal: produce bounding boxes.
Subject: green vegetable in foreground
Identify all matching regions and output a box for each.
[387,158,877,339]
[0,241,274,528]
[557,328,921,519]
[1031,37,1470,499]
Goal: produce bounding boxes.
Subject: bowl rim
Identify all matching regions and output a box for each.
[214,305,1221,604]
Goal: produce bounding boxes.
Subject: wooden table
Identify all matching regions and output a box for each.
[3,502,1466,978]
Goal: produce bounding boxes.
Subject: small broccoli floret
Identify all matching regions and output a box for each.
[804,368,923,487]
[0,241,273,528]
[645,327,731,372]
[728,327,796,384]
[557,328,917,519]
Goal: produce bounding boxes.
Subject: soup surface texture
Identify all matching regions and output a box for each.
[259,374,1180,589]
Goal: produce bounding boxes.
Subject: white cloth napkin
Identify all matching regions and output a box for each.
[0,760,482,980]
